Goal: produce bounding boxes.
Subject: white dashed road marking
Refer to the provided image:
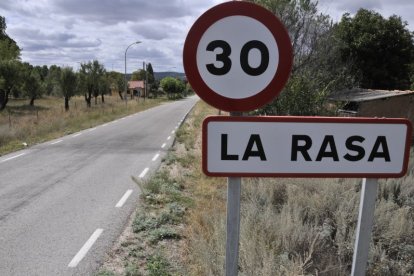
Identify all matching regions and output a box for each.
[115,190,133,208]
[68,228,103,268]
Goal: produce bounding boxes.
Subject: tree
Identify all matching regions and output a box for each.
[131,69,145,81]
[107,71,125,100]
[45,65,62,96]
[0,16,20,61]
[335,9,414,90]
[0,16,21,111]
[248,0,355,115]
[160,77,185,99]
[59,67,77,111]
[0,60,20,110]
[79,60,105,107]
[98,73,110,104]
[20,63,42,106]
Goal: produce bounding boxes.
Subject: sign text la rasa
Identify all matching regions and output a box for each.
[203,116,411,178]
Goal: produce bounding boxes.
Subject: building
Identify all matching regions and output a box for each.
[128,80,145,97]
[329,88,414,137]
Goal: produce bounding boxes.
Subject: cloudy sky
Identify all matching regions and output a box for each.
[1,0,413,73]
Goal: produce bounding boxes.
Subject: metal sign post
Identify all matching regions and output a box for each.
[351,178,379,276]
[226,176,241,276]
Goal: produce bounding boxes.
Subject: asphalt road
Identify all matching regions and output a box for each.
[0,96,198,275]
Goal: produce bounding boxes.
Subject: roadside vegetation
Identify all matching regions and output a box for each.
[99,101,414,275]
[0,95,168,155]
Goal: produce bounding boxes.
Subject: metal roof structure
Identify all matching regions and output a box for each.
[329,88,414,102]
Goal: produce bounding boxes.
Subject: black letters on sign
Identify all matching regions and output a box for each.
[240,40,269,76]
[368,136,391,162]
[344,136,365,161]
[242,134,267,161]
[206,40,270,76]
[221,134,238,160]
[206,40,232,76]
[316,135,339,161]
[291,135,312,161]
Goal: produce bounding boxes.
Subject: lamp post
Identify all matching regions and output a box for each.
[124,41,142,102]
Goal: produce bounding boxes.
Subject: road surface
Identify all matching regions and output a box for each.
[0,96,198,275]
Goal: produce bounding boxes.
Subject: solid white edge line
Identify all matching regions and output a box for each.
[152,153,160,161]
[1,153,26,163]
[89,128,96,132]
[139,168,149,178]
[68,228,103,268]
[73,133,82,137]
[115,189,133,208]
[161,143,166,148]
[51,140,63,145]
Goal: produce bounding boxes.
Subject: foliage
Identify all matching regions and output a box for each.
[20,63,42,106]
[59,67,77,111]
[0,16,21,111]
[335,9,414,90]
[107,71,125,99]
[78,60,106,107]
[146,254,170,276]
[44,65,62,96]
[160,77,185,99]
[0,60,21,110]
[248,0,355,115]
[0,16,20,61]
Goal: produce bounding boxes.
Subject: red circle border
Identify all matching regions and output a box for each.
[183,1,293,112]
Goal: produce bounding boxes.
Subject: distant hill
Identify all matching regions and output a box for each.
[154,71,186,80]
[125,71,186,81]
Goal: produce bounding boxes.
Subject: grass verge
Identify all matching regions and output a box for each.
[0,95,167,156]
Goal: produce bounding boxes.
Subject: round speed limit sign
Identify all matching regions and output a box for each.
[183,1,293,112]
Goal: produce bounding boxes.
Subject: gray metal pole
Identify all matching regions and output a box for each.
[226,176,241,276]
[351,178,379,276]
[226,111,243,276]
[124,41,141,103]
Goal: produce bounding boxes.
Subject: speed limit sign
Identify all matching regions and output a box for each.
[183,1,293,112]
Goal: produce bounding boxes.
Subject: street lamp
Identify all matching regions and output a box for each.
[124,41,142,102]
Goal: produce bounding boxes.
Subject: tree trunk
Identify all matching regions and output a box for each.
[64,96,69,111]
[85,93,91,108]
[29,97,35,106]
[101,94,105,103]
[118,91,124,100]
[95,96,98,105]
[0,89,9,111]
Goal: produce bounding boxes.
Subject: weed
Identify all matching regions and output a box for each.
[147,254,170,276]
[149,227,180,244]
[124,263,142,276]
[132,213,159,233]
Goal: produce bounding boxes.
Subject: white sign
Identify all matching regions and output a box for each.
[183,1,292,112]
[203,116,412,177]
[196,16,279,99]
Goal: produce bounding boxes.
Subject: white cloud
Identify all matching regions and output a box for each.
[0,0,412,73]
[318,0,414,29]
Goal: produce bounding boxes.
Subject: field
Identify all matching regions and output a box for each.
[99,101,414,275]
[0,95,166,156]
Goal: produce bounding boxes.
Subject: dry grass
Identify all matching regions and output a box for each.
[179,103,414,275]
[0,95,166,156]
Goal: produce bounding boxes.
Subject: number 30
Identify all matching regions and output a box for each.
[206,40,269,76]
